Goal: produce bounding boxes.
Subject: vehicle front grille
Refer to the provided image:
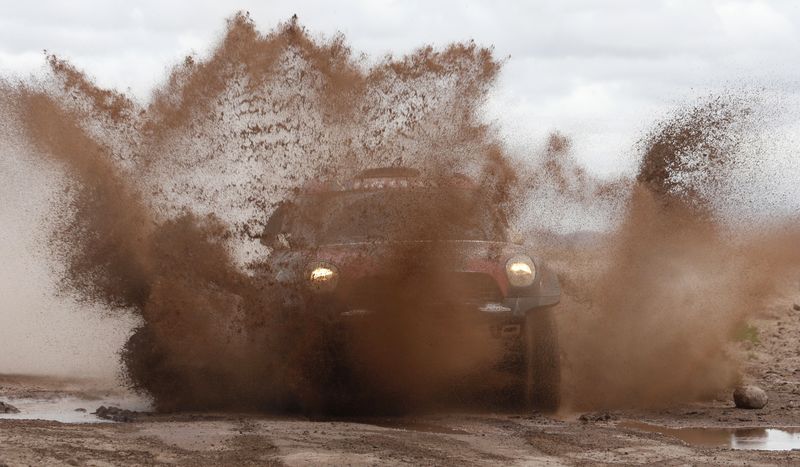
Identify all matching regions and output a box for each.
[451,272,504,304]
[343,272,503,308]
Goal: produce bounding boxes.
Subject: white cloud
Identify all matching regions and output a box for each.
[715,1,798,44]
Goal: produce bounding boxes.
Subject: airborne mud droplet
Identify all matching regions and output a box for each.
[1,13,798,413]
[559,97,800,409]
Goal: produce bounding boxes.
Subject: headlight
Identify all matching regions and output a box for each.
[307,261,338,292]
[505,255,536,288]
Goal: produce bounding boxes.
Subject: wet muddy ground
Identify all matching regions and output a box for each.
[1,399,799,465]
[2,298,799,466]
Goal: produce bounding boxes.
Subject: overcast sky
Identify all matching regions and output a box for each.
[2,1,799,375]
[2,0,800,176]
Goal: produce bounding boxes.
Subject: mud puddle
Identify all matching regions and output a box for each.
[354,418,469,435]
[624,422,800,451]
[320,417,469,435]
[0,395,150,423]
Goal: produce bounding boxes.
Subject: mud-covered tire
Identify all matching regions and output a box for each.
[121,326,183,410]
[524,308,560,411]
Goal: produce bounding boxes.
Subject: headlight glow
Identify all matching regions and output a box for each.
[508,262,532,275]
[307,261,338,292]
[310,267,335,281]
[505,255,536,288]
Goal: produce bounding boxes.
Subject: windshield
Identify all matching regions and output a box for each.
[286,188,506,244]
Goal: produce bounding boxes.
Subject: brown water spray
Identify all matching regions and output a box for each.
[1,13,797,412]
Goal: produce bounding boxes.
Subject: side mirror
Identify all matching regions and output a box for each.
[273,233,292,250]
[508,229,524,245]
[261,202,290,248]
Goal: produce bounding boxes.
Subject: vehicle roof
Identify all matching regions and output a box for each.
[298,167,477,194]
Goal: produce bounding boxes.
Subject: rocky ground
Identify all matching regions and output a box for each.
[1,297,799,466]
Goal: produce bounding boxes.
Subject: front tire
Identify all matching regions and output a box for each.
[524,308,560,411]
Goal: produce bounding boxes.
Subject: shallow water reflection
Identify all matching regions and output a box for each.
[624,422,800,451]
[0,395,150,423]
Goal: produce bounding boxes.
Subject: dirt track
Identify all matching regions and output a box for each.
[2,297,799,466]
[1,407,799,466]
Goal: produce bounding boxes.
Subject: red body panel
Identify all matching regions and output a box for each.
[308,241,515,298]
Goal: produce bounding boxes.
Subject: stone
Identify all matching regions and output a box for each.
[93,406,138,422]
[793,303,800,311]
[578,412,618,423]
[733,385,769,409]
[0,401,19,414]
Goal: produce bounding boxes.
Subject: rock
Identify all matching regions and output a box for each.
[578,412,618,423]
[733,385,769,409]
[0,401,20,414]
[93,406,138,422]
[793,303,800,311]
[74,408,86,413]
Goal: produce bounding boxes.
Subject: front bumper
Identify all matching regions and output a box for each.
[492,295,561,315]
[279,286,542,316]
[332,295,560,318]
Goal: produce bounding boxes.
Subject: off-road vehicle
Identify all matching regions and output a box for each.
[261,167,562,409]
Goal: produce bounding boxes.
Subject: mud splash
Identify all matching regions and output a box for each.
[559,97,800,409]
[1,13,798,413]
[4,13,514,412]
